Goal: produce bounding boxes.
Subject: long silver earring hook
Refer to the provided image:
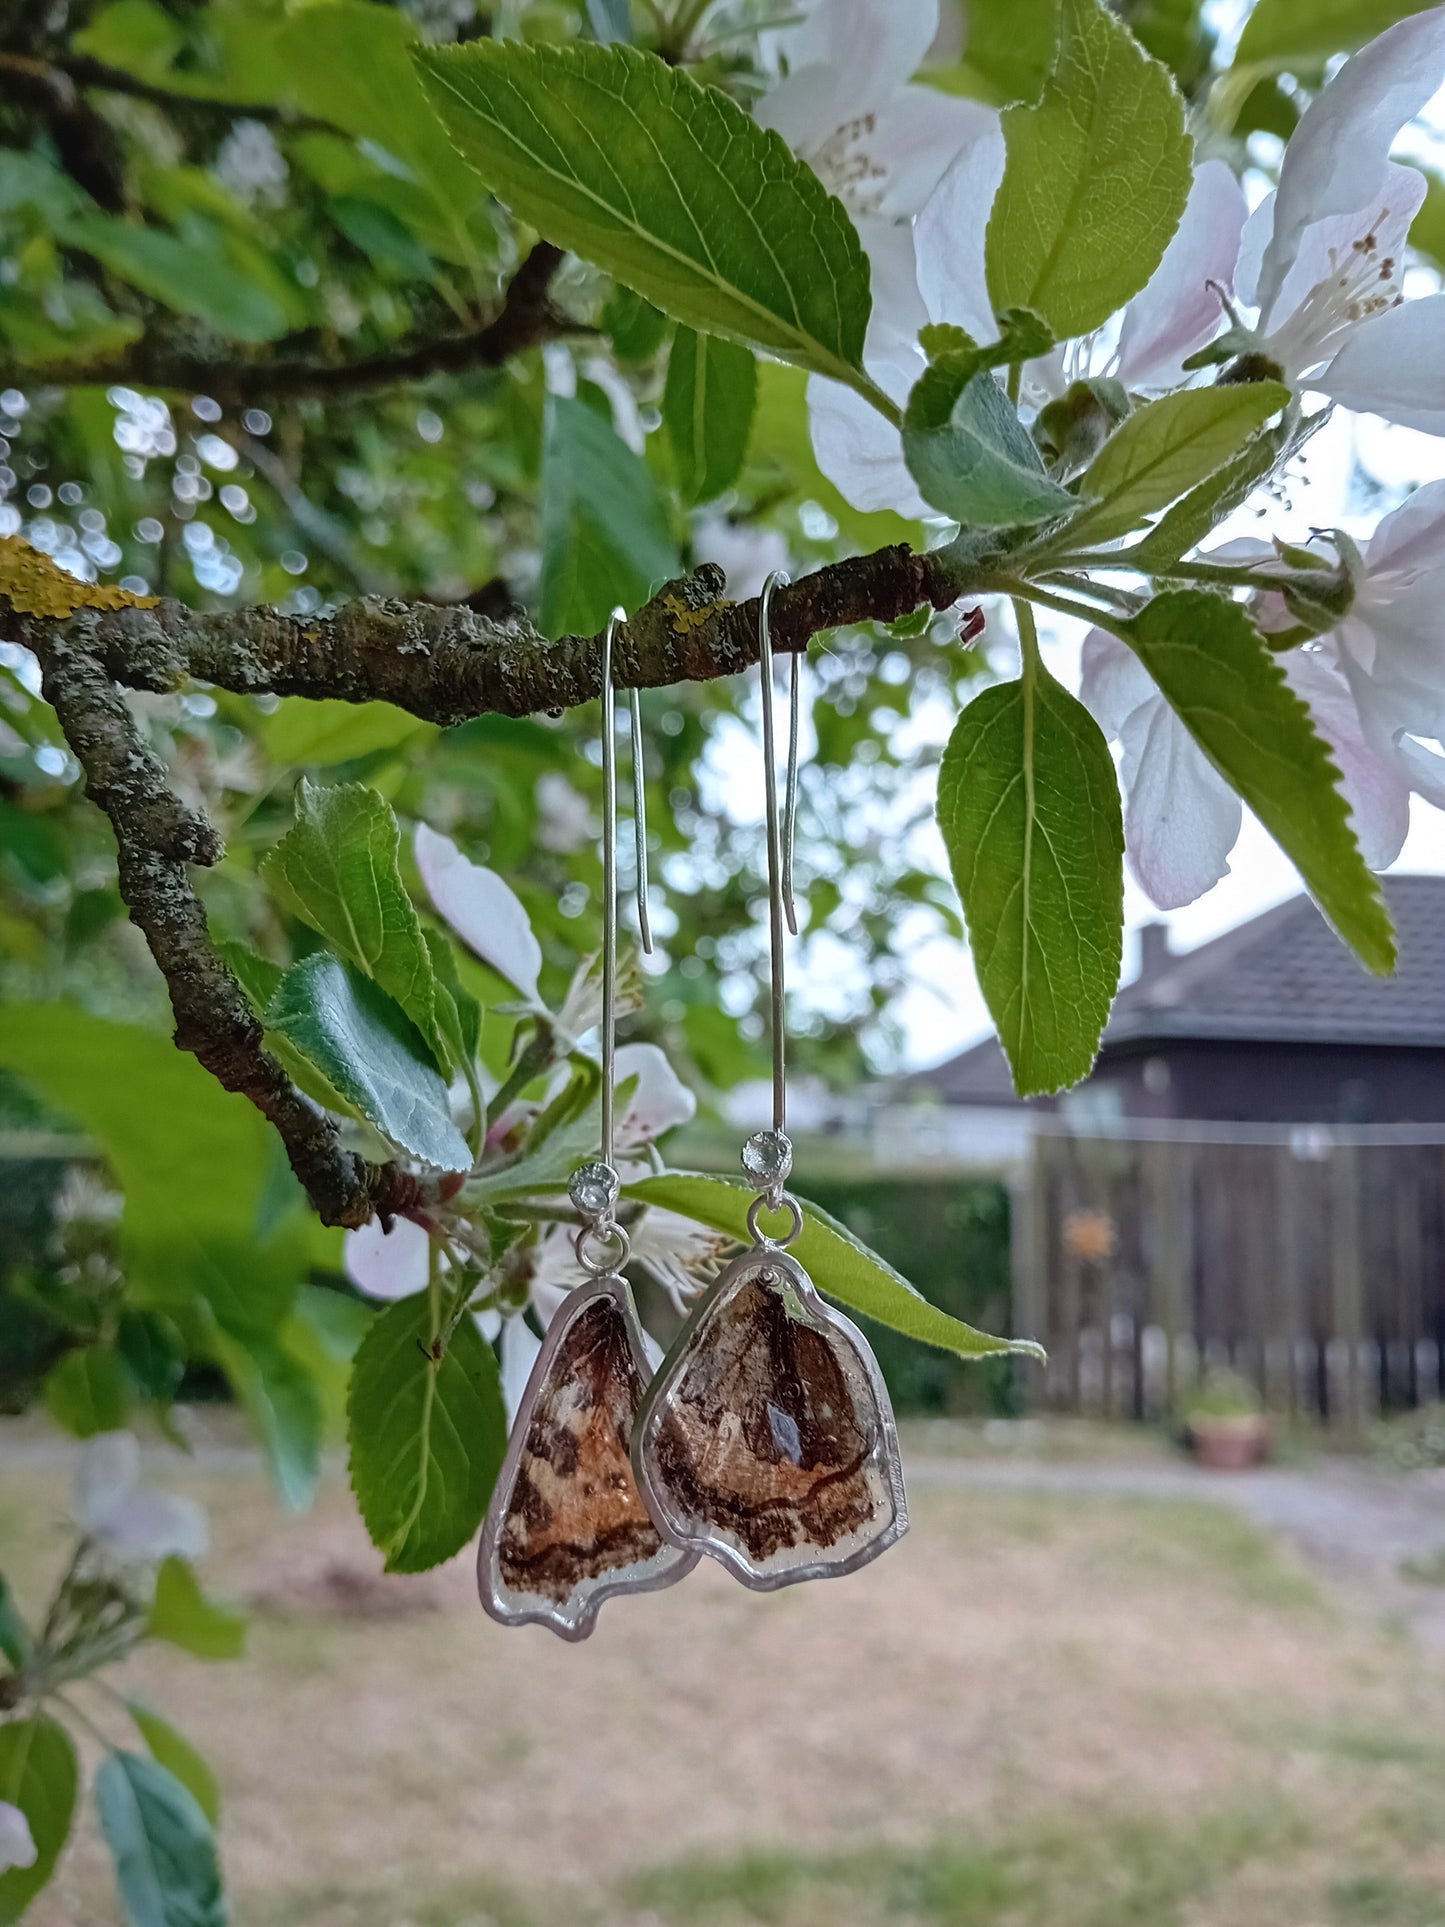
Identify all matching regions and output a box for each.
[599,609,623,1173]
[757,571,793,1137]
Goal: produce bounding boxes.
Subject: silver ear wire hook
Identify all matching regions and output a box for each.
[782,650,800,940]
[757,570,794,1138]
[629,685,653,955]
[599,609,623,1177]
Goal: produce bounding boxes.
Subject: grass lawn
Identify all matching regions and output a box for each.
[4,1425,1445,1925]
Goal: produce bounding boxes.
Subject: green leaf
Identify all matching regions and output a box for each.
[626,1174,1042,1361]
[0,1007,307,1340]
[539,393,681,637]
[603,284,669,363]
[1236,0,1437,68]
[1120,592,1395,973]
[63,218,289,343]
[416,39,881,403]
[1063,383,1289,550]
[73,0,185,83]
[0,1716,77,1926]
[347,1292,506,1573]
[221,940,367,1123]
[904,362,1075,527]
[261,778,443,1066]
[1410,165,1445,275]
[211,1329,324,1512]
[1132,428,1283,567]
[257,698,430,769]
[426,931,482,1070]
[43,1347,132,1438]
[933,0,1062,104]
[266,954,470,1173]
[664,328,758,506]
[116,1312,186,1407]
[987,0,1191,339]
[145,1558,247,1662]
[0,1575,31,1672]
[124,1707,220,1828]
[937,661,1124,1094]
[95,1751,224,1927]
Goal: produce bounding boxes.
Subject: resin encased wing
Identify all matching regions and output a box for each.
[479,1274,698,1640]
[631,1247,908,1590]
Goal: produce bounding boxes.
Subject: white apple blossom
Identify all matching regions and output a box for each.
[343,1213,431,1300]
[414,822,542,1001]
[756,0,991,223]
[74,1432,208,1567]
[1234,7,1445,431]
[0,1803,36,1876]
[614,1041,696,1143]
[534,773,595,854]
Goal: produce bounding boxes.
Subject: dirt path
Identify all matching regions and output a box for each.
[911,1455,1445,1641]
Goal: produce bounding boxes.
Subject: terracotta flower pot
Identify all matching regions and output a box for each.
[1188,1414,1271,1471]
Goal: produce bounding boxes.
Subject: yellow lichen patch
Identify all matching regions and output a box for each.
[662,592,732,636]
[0,535,158,620]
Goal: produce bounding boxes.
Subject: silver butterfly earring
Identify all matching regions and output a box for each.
[632,573,909,1591]
[478,609,698,1639]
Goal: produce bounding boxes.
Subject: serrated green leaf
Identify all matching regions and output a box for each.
[347,1292,506,1573]
[1236,0,1436,68]
[257,698,430,769]
[212,1329,324,1512]
[664,327,758,506]
[938,662,1124,1094]
[43,1347,132,1438]
[929,0,1062,104]
[267,954,470,1173]
[220,940,368,1123]
[1131,427,1283,566]
[626,1173,1042,1361]
[604,284,669,363]
[426,931,482,1070]
[539,393,680,637]
[95,1750,224,1927]
[124,1706,220,1828]
[0,1716,77,1926]
[1120,593,1395,971]
[987,0,1191,339]
[416,39,882,405]
[1063,382,1289,550]
[64,218,289,343]
[904,363,1076,527]
[262,779,444,1066]
[144,1558,247,1661]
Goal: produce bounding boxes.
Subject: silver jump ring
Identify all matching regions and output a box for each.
[574,1219,631,1276]
[746,1191,803,1250]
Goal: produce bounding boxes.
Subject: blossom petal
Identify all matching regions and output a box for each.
[856,217,930,362]
[806,373,928,517]
[0,1803,37,1876]
[1282,650,1411,869]
[1079,626,1154,737]
[1255,8,1445,325]
[1115,160,1247,389]
[1120,697,1241,909]
[75,1427,141,1535]
[614,1041,696,1143]
[1364,475,1445,576]
[500,1315,542,1428]
[915,124,1008,341]
[857,87,1002,220]
[1319,292,1445,436]
[344,1214,431,1300]
[414,823,541,1000]
[98,1486,209,1565]
[759,0,941,141]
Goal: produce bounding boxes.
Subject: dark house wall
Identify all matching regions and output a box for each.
[1092,1039,1445,1124]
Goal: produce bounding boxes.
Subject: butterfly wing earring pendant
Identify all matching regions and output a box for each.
[632,574,908,1590]
[479,1169,698,1640]
[477,611,697,1639]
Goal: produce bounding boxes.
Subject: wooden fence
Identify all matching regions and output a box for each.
[1011,1121,1445,1428]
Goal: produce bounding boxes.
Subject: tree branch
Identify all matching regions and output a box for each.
[0,243,573,399]
[14,541,968,1228]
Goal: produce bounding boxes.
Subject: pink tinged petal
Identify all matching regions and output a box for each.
[0,1804,37,1876]
[1119,698,1242,910]
[762,0,941,130]
[1079,626,1155,737]
[1115,161,1248,388]
[500,1315,542,1427]
[614,1041,696,1142]
[1256,8,1445,325]
[413,822,541,1000]
[1282,651,1411,869]
[915,126,1007,340]
[806,373,929,517]
[344,1214,431,1300]
[99,1487,209,1565]
[1320,293,1445,435]
[854,88,1002,220]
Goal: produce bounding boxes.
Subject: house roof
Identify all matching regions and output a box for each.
[909,876,1445,1105]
